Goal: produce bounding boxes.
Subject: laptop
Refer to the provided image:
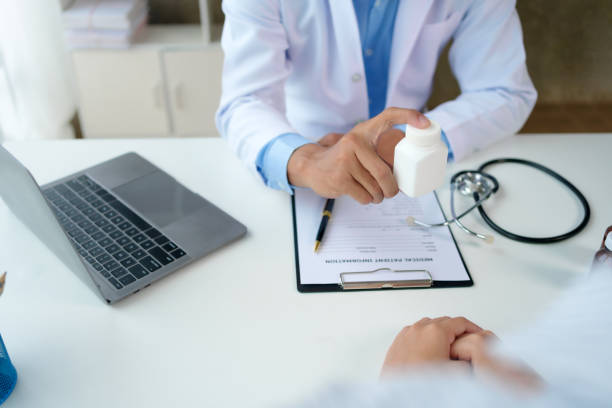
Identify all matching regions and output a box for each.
[0,145,247,304]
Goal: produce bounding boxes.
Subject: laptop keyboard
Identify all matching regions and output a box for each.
[42,175,187,290]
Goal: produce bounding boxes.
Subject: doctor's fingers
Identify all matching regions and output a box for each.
[365,108,430,142]
[344,179,374,205]
[318,132,344,147]
[349,159,384,204]
[352,141,398,198]
[378,107,430,130]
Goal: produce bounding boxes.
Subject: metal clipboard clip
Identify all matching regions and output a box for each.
[339,268,433,290]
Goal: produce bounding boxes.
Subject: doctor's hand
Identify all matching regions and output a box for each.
[319,128,404,166]
[287,108,429,204]
[317,132,344,147]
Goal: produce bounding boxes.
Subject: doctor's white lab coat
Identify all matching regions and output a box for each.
[216,0,537,178]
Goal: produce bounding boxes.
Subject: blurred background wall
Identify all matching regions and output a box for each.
[429,0,612,132]
[148,0,223,24]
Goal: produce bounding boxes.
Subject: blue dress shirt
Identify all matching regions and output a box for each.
[353,0,399,118]
[255,0,452,194]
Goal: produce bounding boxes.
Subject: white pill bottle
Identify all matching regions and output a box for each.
[393,120,448,197]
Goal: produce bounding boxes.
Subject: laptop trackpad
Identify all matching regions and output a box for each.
[112,171,203,228]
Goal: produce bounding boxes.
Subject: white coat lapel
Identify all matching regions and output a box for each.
[328,0,369,121]
[387,0,434,105]
[328,0,364,74]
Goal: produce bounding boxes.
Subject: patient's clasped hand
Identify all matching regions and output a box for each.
[381,316,541,390]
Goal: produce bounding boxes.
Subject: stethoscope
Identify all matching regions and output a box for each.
[408,158,591,244]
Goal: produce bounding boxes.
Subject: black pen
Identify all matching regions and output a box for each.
[314,198,335,252]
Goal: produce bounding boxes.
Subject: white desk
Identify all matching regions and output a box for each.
[1,134,610,407]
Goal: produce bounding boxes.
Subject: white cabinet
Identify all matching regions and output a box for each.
[163,47,223,135]
[72,26,223,138]
[74,51,169,137]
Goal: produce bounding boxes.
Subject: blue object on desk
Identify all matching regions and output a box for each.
[0,333,17,405]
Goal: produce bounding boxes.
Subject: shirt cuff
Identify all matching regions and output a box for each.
[256,133,313,194]
[392,124,454,161]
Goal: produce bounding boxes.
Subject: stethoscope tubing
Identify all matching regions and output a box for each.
[415,188,494,228]
[450,182,492,241]
[473,158,591,244]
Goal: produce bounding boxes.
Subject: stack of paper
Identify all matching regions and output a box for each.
[63,0,148,49]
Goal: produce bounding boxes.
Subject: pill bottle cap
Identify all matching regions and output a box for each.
[404,119,441,147]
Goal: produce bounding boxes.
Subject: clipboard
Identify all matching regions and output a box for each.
[291,193,473,293]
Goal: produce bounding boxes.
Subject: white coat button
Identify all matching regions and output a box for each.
[351,73,362,82]
[365,48,373,56]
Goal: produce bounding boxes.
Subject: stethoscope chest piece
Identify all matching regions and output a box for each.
[451,171,499,197]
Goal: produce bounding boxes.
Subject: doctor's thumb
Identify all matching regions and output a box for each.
[377,108,430,131]
[416,113,430,128]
